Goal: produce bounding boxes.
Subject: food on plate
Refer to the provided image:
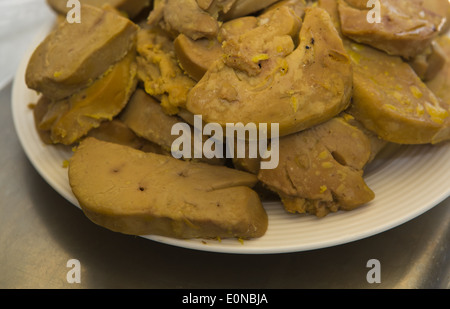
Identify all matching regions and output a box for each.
[120,89,226,165]
[149,0,221,40]
[222,0,282,20]
[258,115,386,217]
[409,40,447,81]
[148,0,281,41]
[136,27,197,115]
[320,0,450,145]
[232,147,262,175]
[337,0,446,59]
[426,36,450,106]
[26,4,138,101]
[345,41,450,145]
[196,0,236,17]
[175,1,308,83]
[421,0,450,34]
[87,119,168,155]
[318,0,342,33]
[32,51,137,145]
[69,137,268,239]
[46,0,151,18]
[173,10,278,82]
[221,6,302,76]
[262,0,308,18]
[187,7,353,138]
[425,36,450,142]
[174,33,223,81]
[24,0,450,241]
[32,96,54,145]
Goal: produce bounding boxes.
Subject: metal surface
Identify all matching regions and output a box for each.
[0,82,448,289]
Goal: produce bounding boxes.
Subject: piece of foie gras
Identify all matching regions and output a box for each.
[174,34,223,81]
[120,89,226,166]
[187,7,353,138]
[262,0,309,19]
[221,6,302,77]
[318,0,342,34]
[337,0,445,59]
[258,116,383,218]
[68,137,268,239]
[222,0,282,20]
[346,41,450,145]
[197,0,237,18]
[421,0,450,34]
[173,14,261,82]
[32,96,54,145]
[426,36,450,107]
[136,27,197,115]
[409,39,447,81]
[425,36,450,142]
[26,4,138,101]
[148,0,219,40]
[86,119,169,155]
[37,51,138,146]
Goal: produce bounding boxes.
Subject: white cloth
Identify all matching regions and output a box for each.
[0,0,54,91]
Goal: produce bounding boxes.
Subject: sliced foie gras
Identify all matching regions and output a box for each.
[218,16,259,42]
[221,6,302,76]
[120,89,226,166]
[46,0,151,18]
[223,0,282,20]
[426,36,450,106]
[68,137,268,239]
[136,27,197,115]
[174,34,223,81]
[148,0,283,40]
[258,116,385,218]
[409,39,447,81]
[26,4,138,100]
[86,119,168,155]
[32,96,54,145]
[197,0,237,17]
[345,41,450,145]
[262,0,309,19]
[337,0,445,59]
[36,51,137,146]
[187,7,353,138]
[173,14,262,82]
[148,0,219,40]
[426,36,450,142]
[318,0,342,33]
[421,0,450,34]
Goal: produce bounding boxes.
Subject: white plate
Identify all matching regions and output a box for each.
[12,21,450,255]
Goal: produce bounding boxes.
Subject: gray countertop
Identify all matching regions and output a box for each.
[0,81,448,289]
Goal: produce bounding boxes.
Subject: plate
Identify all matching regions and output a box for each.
[12,20,450,255]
